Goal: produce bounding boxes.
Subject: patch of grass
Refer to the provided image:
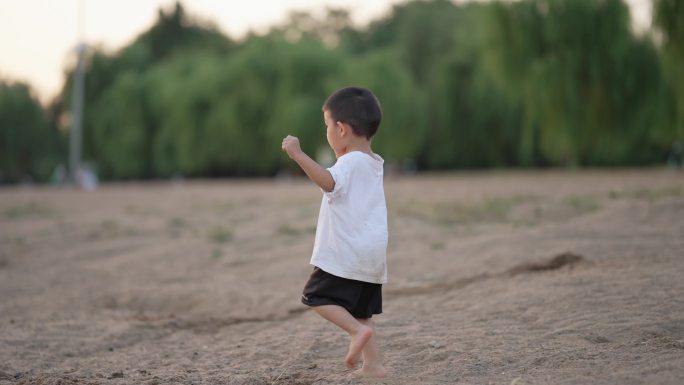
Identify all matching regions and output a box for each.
[276,224,317,236]
[168,217,186,228]
[88,219,123,240]
[124,205,159,216]
[194,200,236,214]
[631,186,684,201]
[165,217,189,238]
[209,226,233,243]
[212,201,235,213]
[3,202,54,219]
[276,224,301,236]
[278,224,299,236]
[562,195,600,213]
[518,195,599,225]
[608,186,683,201]
[211,248,222,259]
[101,219,118,231]
[124,227,139,236]
[396,195,530,226]
[475,197,519,221]
[431,241,445,251]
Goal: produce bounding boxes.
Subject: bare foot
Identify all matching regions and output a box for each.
[353,364,388,378]
[345,325,373,368]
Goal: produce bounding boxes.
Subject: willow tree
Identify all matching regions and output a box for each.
[654,0,684,141]
[0,80,62,182]
[483,0,669,166]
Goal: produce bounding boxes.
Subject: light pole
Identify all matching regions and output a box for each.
[69,43,86,185]
[69,0,86,186]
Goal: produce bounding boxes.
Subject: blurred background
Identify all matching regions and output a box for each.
[1,0,683,185]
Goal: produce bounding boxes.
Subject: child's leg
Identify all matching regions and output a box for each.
[313,305,373,368]
[355,318,387,377]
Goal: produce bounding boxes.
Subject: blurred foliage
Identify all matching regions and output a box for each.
[0,80,63,182]
[654,0,684,140]
[2,0,683,182]
[483,0,672,166]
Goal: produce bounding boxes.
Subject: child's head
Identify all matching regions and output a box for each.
[322,87,382,140]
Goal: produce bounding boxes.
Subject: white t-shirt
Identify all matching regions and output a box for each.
[310,151,388,284]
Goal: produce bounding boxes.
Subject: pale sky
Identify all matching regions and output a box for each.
[0,0,651,104]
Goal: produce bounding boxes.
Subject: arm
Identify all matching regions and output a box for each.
[282,135,335,192]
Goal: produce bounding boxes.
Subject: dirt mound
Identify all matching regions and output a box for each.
[508,252,585,275]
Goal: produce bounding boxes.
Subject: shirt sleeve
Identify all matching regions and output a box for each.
[324,156,350,201]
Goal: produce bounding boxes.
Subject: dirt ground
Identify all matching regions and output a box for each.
[1,169,683,385]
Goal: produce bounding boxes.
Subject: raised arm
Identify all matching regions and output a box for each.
[282,135,335,192]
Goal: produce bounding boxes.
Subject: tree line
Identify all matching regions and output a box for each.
[1,0,683,183]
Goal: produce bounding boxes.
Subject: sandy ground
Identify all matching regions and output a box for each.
[1,169,683,385]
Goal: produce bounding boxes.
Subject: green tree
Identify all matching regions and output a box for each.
[483,0,671,166]
[35,0,679,183]
[145,35,341,177]
[88,71,153,178]
[0,80,62,182]
[337,49,427,163]
[420,4,522,168]
[654,0,684,141]
[55,1,233,175]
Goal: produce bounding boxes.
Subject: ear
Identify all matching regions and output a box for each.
[337,121,351,137]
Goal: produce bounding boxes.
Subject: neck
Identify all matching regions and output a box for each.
[340,140,372,157]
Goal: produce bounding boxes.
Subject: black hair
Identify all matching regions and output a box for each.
[323,86,382,139]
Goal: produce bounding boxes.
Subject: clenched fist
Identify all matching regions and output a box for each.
[282,135,303,159]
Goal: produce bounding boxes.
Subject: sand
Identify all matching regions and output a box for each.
[0,169,683,385]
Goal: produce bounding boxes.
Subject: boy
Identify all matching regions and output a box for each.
[281,86,388,378]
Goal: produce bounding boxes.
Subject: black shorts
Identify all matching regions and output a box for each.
[301,267,382,319]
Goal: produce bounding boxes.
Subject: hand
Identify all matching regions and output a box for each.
[281,135,334,191]
[282,135,303,159]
